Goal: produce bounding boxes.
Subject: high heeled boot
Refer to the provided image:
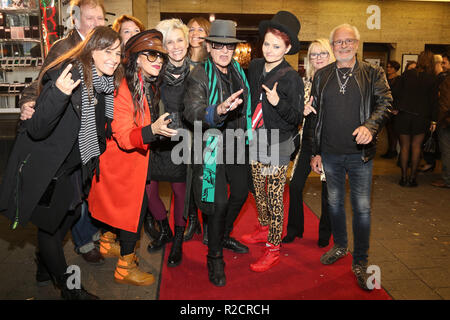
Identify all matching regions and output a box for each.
[168,226,185,267]
[114,253,155,286]
[143,212,161,241]
[99,231,121,258]
[183,210,201,241]
[147,218,173,252]
[206,253,226,287]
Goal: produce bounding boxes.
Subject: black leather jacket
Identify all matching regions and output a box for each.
[311,60,392,162]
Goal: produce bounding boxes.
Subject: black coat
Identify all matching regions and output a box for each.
[0,62,99,233]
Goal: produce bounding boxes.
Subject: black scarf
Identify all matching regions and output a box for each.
[163,58,190,86]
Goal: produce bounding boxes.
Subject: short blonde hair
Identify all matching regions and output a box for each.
[305,38,335,79]
[156,18,189,48]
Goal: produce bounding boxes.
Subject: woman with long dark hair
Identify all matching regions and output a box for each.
[0,26,123,299]
[393,50,439,187]
[88,30,177,286]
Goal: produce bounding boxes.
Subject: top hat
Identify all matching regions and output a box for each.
[202,19,245,44]
[123,29,167,64]
[258,11,301,55]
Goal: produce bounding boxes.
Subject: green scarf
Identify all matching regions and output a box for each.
[201,59,252,203]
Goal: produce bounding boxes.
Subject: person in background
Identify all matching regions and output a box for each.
[88,30,177,286]
[441,52,450,74]
[144,18,190,267]
[241,11,304,272]
[310,24,392,290]
[284,38,334,248]
[381,60,401,159]
[18,0,107,272]
[183,20,251,286]
[183,16,211,243]
[112,14,145,44]
[0,26,123,299]
[393,51,439,187]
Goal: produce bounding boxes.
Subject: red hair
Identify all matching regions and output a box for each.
[265,28,291,47]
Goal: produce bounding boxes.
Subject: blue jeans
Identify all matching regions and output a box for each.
[71,201,99,253]
[322,153,373,264]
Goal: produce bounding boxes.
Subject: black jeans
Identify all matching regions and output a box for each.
[37,205,82,278]
[119,193,148,256]
[288,146,331,241]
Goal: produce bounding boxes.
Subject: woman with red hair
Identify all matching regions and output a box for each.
[241,11,304,272]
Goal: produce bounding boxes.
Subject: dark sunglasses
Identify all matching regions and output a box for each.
[141,51,165,62]
[210,42,236,51]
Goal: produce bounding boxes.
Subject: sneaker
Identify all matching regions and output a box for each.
[241,225,269,244]
[352,262,371,291]
[320,245,348,265]
[250,243,280,272]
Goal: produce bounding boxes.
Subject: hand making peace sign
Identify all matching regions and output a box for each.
[262,82,279,106]
[55,64,81,96]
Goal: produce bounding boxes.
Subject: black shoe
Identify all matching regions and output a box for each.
[147,218,173,252]
[35,252,52,287]
[223,237,249,254]
[207,254,226,287]
[81,247,105,265]
[408,178,418,187]
[381,150,397,159]
[399,177,408,187]
[56,273,100,300]
[168,226,185,267]
[282,233,302,244]
[143,212,161,241]
[184,212,201,241]
[318,238,330,248]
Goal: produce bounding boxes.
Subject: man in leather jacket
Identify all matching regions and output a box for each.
[310,24,392,290]
[183,20,251,287]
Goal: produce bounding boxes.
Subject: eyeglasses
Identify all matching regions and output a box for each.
[141,52,165,62]
[310,52,329,59]
[210,42,236,51]
[333,39,358,46]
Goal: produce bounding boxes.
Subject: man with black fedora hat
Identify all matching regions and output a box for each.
[241,11,304,272]
[184,19,253,286]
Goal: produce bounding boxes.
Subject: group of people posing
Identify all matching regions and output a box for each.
[0,0,394,300]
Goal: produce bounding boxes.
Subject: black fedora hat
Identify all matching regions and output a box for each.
[202,19,245,44]
[259,11,301,55]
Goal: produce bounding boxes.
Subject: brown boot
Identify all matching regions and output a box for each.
[114,253,155,286]
[99,231,121,258]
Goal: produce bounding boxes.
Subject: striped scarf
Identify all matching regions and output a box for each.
[201,58,252,203]
[77,62,115,165]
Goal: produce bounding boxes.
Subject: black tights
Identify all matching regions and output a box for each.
[37,205,82,278]
[119,193,148,256]
[399,133,425,179]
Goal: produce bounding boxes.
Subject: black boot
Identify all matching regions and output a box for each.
[143,212,161,241]
[147,218,173,252]
[168,226,185,267]
[183,211,201,241]
[206,254,226,287]
[55,273,99,300]
[35,252,52,287]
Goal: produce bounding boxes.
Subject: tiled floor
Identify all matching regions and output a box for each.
[0,129,449,300]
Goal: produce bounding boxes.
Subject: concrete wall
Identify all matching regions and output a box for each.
[131,0,450,65]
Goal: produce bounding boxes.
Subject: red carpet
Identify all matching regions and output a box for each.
[158,186,392,300]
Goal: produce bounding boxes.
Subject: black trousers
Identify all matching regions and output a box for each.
[288,146,331,241]
[119,192,148,256]
[37,205,82,278]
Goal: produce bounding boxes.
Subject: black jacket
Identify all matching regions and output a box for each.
[311,61,392,161]
[248,58,304,144]
[0,62,105,233]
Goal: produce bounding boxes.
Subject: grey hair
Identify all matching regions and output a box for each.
[329,24,360,45]
[156,18,189,48]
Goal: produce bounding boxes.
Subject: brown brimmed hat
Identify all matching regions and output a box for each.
[123,29,167,64]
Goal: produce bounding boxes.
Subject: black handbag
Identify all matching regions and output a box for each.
[423,131,437,153]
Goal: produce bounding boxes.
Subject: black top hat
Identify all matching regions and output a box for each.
[258,11,301,55]
[202,19,245,44]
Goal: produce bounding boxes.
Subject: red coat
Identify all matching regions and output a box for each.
[88,78,151,233]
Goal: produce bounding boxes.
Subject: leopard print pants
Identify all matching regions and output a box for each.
[250,161,288,246]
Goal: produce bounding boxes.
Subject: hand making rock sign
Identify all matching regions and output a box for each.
[55,63,81,96]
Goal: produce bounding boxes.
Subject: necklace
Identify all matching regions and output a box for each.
[336,64,355,94]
